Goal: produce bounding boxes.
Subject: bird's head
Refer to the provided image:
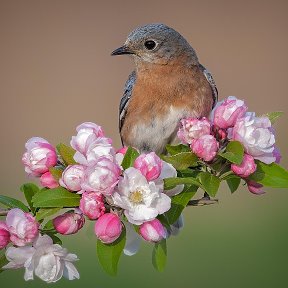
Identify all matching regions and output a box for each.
[111,23,198,66]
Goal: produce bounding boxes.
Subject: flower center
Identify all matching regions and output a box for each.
[129,190,143,204]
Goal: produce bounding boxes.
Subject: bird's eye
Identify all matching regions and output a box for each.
[144,40,157,50]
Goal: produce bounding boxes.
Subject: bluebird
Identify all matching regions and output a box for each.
[112,23,218,154]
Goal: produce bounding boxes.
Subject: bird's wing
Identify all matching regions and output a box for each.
[119,71,136,144]
[199,64,218,109]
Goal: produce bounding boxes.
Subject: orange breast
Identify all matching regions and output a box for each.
[121,64,213,152]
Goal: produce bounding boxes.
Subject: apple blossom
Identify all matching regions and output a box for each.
[112,167,171,225]
[94,213,122,244]
[6,208,39,247]
[3,234,79,282]
[134,152,163,181]
[59,164,85,192]
[70,122,104,154]
[0,221,10,249]
[177,117,211,144]
[191,134,219,162]
[123,222,142,256]
[154,161,184,197]
[81,157,121,196]
[232,113,276,164]
[40,171,59,189]
[73,137,115,166]
[53,211,85,235]
[273,147,281,164]
[231,154,257,178]
[139,219,167,242]
[115,146,128,166]
[22,137,57,176]
[212,96,247,129]
[79,192,105,220]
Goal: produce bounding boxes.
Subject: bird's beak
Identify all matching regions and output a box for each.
[111,45,134,56]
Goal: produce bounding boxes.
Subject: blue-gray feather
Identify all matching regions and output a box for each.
[119,71,136,143]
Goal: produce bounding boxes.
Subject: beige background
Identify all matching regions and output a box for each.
[0,0,287,287]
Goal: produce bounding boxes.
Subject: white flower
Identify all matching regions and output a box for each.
[123,222,142,256]
[3,235,79,283]
[112,167,171,225]
[232,113,276,164]
[155,161,184,197]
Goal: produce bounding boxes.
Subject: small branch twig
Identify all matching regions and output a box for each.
[0,209,9,216]
[187,198,218,206]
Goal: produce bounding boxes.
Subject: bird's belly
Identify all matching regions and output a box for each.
[127,106,196,154]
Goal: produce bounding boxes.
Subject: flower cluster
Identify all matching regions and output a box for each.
[1,122,184,282]
[178,96,281,194]
[0,97,287,282]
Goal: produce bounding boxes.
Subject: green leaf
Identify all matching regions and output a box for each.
[226,176,241,193]
[161,152,198,170]
[121,147,140,170]
[152,239,167,272]
[0,253,8,273]
[164,177,203,191]
[165,144,191,155]
[32,187,80,208]
[43,219,54,231]
[248,161,288,188]
[218,141,244,165]
[264,111,283,124]
[97,228,126,276]
[46,233,62,245]
[157,214,171,229]
[0,195,29,212]
[177,169,200,178]
[198,172,221,197]
[165,185,198,225]
[56,143,76,165]
[36,208,62,221]
[20,183,39,213]
[49,167,63,181]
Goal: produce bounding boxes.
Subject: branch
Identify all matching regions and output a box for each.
[0,208,9,216]
[187,197,218,206]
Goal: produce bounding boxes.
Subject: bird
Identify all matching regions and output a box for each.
[111,23,218,154]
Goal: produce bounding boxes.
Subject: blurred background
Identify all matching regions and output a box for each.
[0,0,287,287]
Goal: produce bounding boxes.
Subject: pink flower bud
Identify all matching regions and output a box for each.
[213,96,247,129]
[59,165,85,192]
[22,137,57,177]
[0,221,10,249]
[231,154,257,178]
[94,213,122,244]
[134,152,163,181]
[79,192,106,220]
[40,171,59,189]
[191,135,219,162]
[139,219,167,242]
[6,208,39,246]
[116,147,128,155]
[177,117,211,144]
[53,211,85,235]
[246,180,265,195]
[81,157,121,196]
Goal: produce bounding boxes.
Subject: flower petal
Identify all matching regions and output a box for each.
[63,262,80,280]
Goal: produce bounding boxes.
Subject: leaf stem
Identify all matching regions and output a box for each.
[219,170,234,180]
